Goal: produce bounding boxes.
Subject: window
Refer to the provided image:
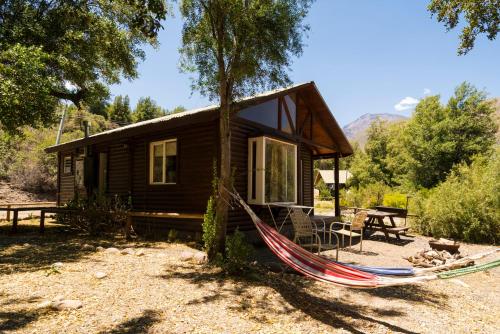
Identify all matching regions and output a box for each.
[149,139,177,184]
[63,156,72,175]
[238,98,279,128]
[248,137,296,204]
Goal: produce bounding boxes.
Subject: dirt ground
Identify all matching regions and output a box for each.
[0,219,498,334]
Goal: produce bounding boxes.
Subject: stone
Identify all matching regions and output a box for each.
[53,294,64,302]
[36,300,52,309]
[105,247,120,254]
[94,271,107,279]
[121,248,135,255]
[192,252,207,264]
[135,249,145,256]
[96,246,105,252]
[23,243,31,247]
[51,299,83,310]
[82,244,95,251]
[52,262,64,269]
[179,251,193,261]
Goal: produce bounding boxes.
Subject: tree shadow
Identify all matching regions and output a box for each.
[0,221,165,276]
[0,308,55,331]
[98,310,160,334]
[365,233,414,246]
[157,264,424,334]
[356,284,449,306]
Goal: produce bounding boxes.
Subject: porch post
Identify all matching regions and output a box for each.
[334,153,340,217]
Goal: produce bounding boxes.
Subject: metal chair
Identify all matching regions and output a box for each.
[331,211,368,251]
[290,208,323,254]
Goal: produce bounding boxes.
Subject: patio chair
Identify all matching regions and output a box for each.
[330,211,368,251]
[290,208,323,254]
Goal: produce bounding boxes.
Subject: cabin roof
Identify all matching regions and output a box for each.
[315,170,352,185]
[46,81,353,157]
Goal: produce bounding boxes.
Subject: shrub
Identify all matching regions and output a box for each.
[383,192,408,209]
[344,182,389,208]
[167,229,178,242]
[224,228,254,274]
[414,151,499,243]
[202,195,217,254]
[59,194,129,235]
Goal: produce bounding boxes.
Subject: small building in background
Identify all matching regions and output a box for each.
[315,170,352,193]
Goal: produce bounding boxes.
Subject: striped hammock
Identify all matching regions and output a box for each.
[228,190,499,289]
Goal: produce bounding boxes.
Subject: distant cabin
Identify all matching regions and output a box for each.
[46,82,353,236]
[315,170,352,190]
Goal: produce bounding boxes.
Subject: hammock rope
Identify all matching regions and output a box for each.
[224,188,499,288]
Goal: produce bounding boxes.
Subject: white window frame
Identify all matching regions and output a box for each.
[149,138,177,185]
[63,156,73,175]
[247,136,297,205]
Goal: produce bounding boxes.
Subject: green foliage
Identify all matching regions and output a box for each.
[107,95,132,124]
[133,97,166,122]
[166,106,187,115]
[168,229,178,242]
[180,0,313,100]
[344,183,389,208]
[0,44,58,133]
[428,0,500,55]
[0,0,167,133]
[0,106,113,192]
[383,193,408,209]
[202,195,218,254]
[61,194,130,235]
[224,228,254,275]
[315,178,332,199]
[414,151,500,243]
[402,83,496,188]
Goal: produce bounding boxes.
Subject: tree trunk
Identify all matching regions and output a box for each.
[210,81,232,260]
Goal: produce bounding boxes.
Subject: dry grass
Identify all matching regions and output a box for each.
[0,219,499,334]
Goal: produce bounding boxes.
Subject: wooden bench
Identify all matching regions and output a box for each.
[0,205,76,233]
[375,206,409,226]
[125,211,204,239]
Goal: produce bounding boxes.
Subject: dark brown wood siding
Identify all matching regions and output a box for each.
[301,144,313,207]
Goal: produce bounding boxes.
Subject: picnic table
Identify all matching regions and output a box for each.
[365,210,410,241]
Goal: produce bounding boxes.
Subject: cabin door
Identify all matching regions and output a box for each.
[98,152,108,194]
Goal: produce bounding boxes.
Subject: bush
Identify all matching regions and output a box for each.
[413,152,499,243]
[383,192,408,209]
[344,182,389,208]
[224,228,254,274]
[59,194,129,235]
[202,195,217,254]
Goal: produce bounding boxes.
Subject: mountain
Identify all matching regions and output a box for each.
[342,113,408,146]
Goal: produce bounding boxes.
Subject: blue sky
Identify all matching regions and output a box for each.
[110,1,500,126]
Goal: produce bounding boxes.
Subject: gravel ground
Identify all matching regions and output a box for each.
[0,220,498,334]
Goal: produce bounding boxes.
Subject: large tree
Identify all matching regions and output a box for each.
[133,97,166,122]
[402,82,497,188]
[428,0,500,55]
[180,0,312,259]
[108,95,133,124]
[0,0,168,133]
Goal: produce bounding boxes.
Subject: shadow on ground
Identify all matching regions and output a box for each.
[157,261,447,334]
[0,220,168,276]
[98,310,161,334]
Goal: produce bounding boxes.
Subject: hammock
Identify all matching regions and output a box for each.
[226,189,499,288]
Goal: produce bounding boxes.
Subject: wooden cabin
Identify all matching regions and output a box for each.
[46,82,353,236]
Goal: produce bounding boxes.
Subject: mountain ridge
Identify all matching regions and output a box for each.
[342,113,408,146]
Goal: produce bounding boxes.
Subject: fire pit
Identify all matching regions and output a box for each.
[429,238,460,254]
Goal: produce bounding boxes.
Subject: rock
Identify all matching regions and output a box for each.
[51,299,82,310]
[82,244,95,251]
[23,243,31,247]
[96,246,105,252]
[105,247,120,254]
[135,249,145,256]
[53,294,64,302]
[36,300,52,309]
[180,251,194,261]
[192,252,207,264]
[52,262,64,269]
[121,248,135,255]
[94,271,107,279]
